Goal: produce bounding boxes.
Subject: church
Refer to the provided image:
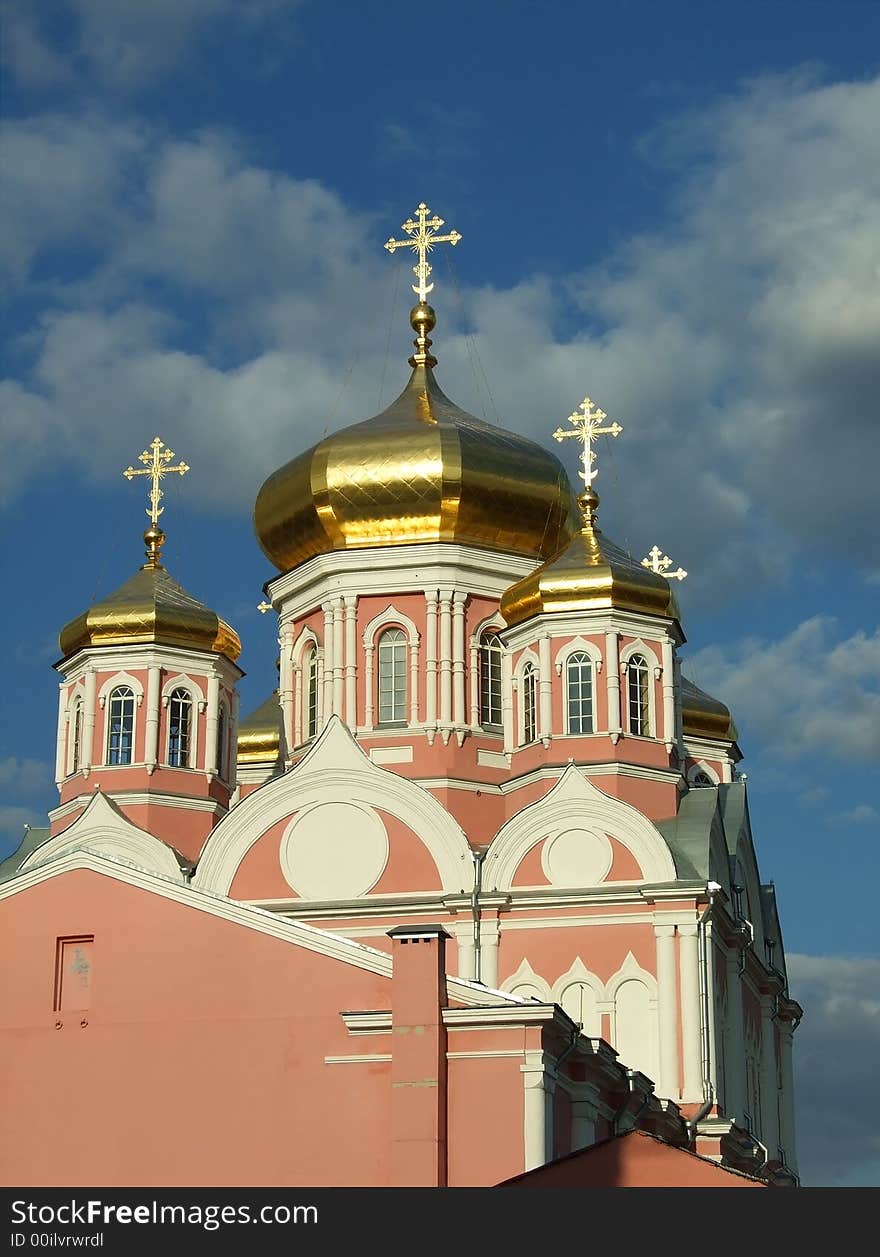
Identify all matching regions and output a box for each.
[0,204,801,1188]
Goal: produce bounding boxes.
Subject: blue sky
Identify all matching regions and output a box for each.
[1,0,878,1185]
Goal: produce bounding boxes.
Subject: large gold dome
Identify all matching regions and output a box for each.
[254,307,577,575]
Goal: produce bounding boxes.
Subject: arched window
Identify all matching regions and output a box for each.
[378,628,407,725]
[107,686,135,765]
[70,699,83,773]
[566,651,594,734]
[627,654,650,736]
[479,632,503,729]
[692,770,713,787]
[168,688,192,767]
[306,649,319,740]
[216,704,227,779]
[521,662,537,745]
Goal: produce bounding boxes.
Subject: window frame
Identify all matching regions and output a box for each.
[167,687,193,768]
[565,650,595,735]
[377,626,408,727]
[520,660,537,746]
[106,685,136,766]
[478,631,504,731]
[626,653,651,737]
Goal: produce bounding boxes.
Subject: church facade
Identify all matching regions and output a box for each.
[0,206,801,1187]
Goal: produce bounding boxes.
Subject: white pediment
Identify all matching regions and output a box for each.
[22,791,185,882]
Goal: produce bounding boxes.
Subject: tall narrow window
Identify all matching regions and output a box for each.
[71,699,83,773]
[216,704,227,779]
[628,654,650,736]
[521,662,537,745]
[378,628,407,725]
[107,686,134,765]
[306,650,319,740]
[479,632,503,729]
[566,652,594,734]
[168,688,192,767]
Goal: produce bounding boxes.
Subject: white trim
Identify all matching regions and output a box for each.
[484,763,677,891]
[620,639,659,739]
[97,670,144,709]
[605,949,658,1000]
[500,959,552,1002]
[687,760,720,787]
[194,715,473,896]
[21,791,185,881]
[553,635,602,674]
[100,675,141,766]
[515,648,540,747]
[560,644,600,736]
[551,958,605,1035]
[161,676,203,769]
[65,683,86,777]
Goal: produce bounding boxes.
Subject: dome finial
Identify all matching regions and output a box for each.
[642,544,688,582]
[384,201,462,366]
[122,435,190,570]
[553,396,622,490]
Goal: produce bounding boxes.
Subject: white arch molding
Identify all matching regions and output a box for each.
[500,959,552,1003]
[483,763,677,891]
[361,604,421,730]
[194,716,473,896]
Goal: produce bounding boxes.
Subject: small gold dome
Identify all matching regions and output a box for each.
[681,676,738,742]
[59,564,241,662]
[501,490,679,627]
[254,335,577,574]
[237,691,283,764]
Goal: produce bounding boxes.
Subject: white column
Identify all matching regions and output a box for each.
[454,925,475,981]
[479,919,500,988]
[759,994,781,1157]
[654,924,680,1100]
[409,635,420,726]
[82,668,97,772]
[292,662,302,750]
[228,688,239,789]
[502,648,514,753]
[539,633,552,745]
[55,685,67,786]
[469,640,479,727]
[778,1018,798,1173]
[344,596,357,728]
[605,631,621,741]
[661,639,675,751]
[522,1052,554,1171]
[438,588,452,732]
[425,589,438,738]
[724,950,747,1124]
[678,923,703,1103]
[322,604,334,716]
[673,654,686,758]
[452,591,466,730]
[280,627,294,754]
[571,1097,598,1151]
[332,599,344,716]
[145,665,160,773]
[205,674,219,775]
[363,644,375,730]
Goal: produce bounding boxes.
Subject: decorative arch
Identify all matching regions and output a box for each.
[553,635,603,675]
[160,674,206,769]
[97,671,144,708]
[514,647,540,746]
[619,639,660,739]
[469,610,506,649]
[65,681,86,776]
[362,606,420,729]
[362,604,420,649]
[291,625,320,667]
[688,760,719,787]
[552,957,605,1036]
[470,614,507,730]
[160,673,206,708]
[194,715,474,896]
[484,763,677,891]
[606,950,660,1084]
[500,958,552,1003]
[21,791,185,882]
[291,627,322,747]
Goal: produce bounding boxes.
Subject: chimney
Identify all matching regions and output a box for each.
[387,924,450,1187]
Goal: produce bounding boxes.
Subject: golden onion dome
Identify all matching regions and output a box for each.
[254,304,577,574]
[59,531,241,663]
[237,690,283,764]
[501,488,680,628]
[681,676,738,742]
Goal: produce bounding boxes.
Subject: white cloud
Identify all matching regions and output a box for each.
[787,953,880,1186]
[0,756,53,798]
[833,804,880,827]
[2,0,303,92]
[686,616,880,763]
[2,71,879,601]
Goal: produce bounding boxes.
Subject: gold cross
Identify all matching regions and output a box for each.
[257,600,272,614]
[384,202,462,302]
[642,545,687,581]
[553,397,622,487]
[123,436,190,525]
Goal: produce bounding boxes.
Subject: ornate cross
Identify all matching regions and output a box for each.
[384,202,462,302]
[553,397,622,487]
[257,600,272,614]
[123,436,190,525]
[642,545,687,581]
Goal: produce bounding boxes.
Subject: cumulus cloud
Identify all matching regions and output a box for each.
[2,71,879,603]
[686,616,880,763]
[788,953,880,1186]
[0,757,54,853]
[833,804,880,827]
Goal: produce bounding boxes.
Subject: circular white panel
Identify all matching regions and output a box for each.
[281,802,389,899]
[542,827,612,888]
